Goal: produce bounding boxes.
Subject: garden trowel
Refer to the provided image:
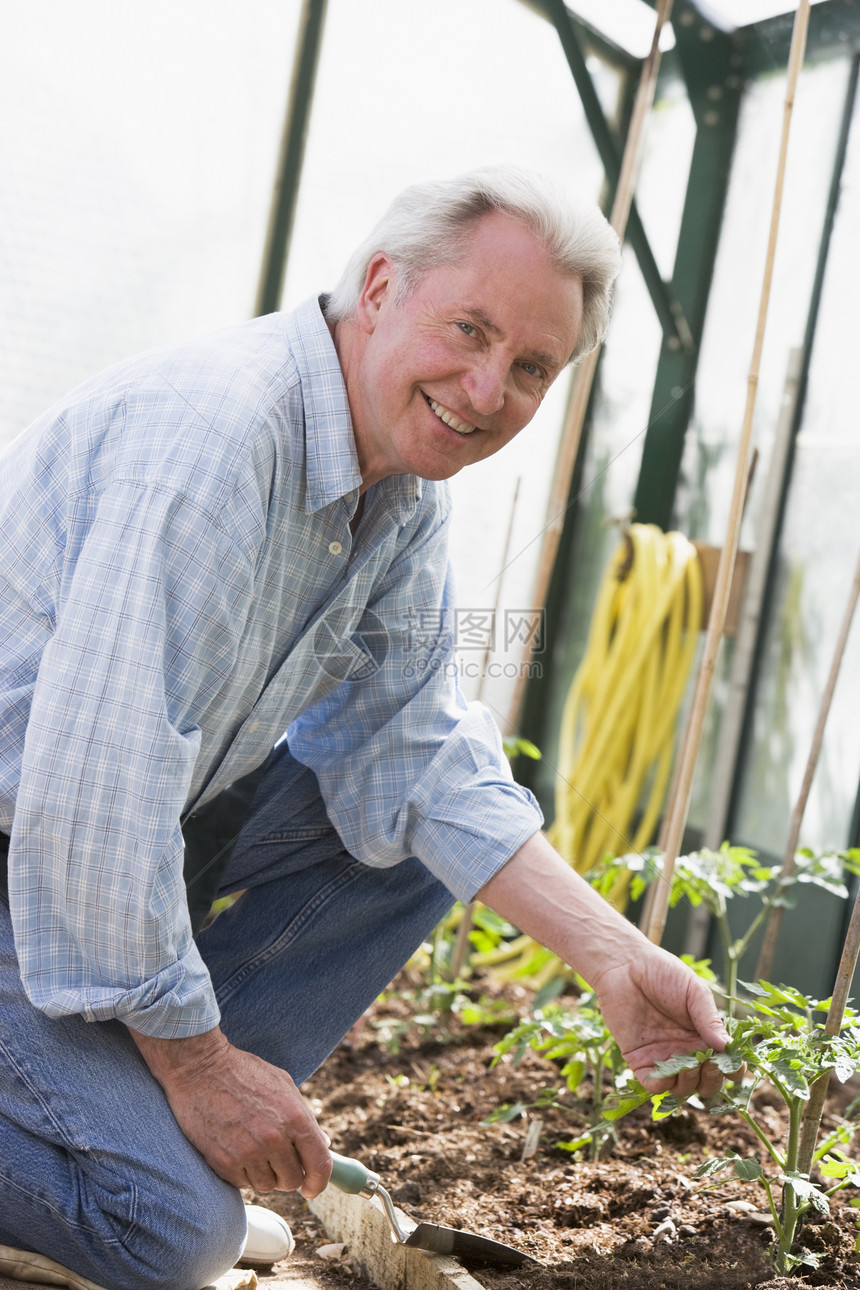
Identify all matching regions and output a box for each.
[329,1151,538,1268]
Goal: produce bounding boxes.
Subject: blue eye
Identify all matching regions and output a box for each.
[457,321,476,336]
[521,361,541,378]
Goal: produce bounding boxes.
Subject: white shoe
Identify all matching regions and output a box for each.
[239,1206,295,1266]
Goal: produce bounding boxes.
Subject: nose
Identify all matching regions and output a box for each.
[462,354,508,417]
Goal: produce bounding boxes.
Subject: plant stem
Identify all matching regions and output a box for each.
[785,1095,802,1173]
[592,1050,605,1118]
[760,1175,785,1248]
[771,1097,808,1280]
[779,1189,806,1276]
[715,901,739,1012]
[736,898,775,966]
[735,1105,783,1170]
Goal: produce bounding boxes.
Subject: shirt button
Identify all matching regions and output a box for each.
[328,540,343,555]
[345,491,355,503]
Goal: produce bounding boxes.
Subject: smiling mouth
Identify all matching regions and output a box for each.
[425,394,477,436]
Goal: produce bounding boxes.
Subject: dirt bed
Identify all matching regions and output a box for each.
[256,979,860,1290]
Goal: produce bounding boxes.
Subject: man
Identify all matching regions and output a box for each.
[0,167,728,1290]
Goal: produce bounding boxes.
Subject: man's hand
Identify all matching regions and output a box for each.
[477,833,729,1097]
[128,1026,332,1196]
[588,946,728,1098]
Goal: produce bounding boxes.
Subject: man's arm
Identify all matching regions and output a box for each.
[476,832,729,1097]
[128,1025,332,1197]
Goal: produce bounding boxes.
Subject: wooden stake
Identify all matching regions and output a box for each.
[451,479,523,980]
[797,876,860,1176]
[646,0,812,945]
[755,543,860,981]
[506,0,674,734]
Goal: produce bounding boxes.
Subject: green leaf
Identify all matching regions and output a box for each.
[819,1152,860,1186]
[694,1156,734,1179]
[714,1048,745,1074]
[832,1051,860,1083]
[602,1091,651,1122]
[556,1133,593,1153]
[733,1158,763,1181]
[481,1101,527,1125]
[783,1250,822,1272]
[651,1053,702,1078]
[780,1172,830,1214]
[771,1059,810,1099]
[739,979,768,997]
[532,976,566,1012]
[652,1092,687,1121]
[563,1059,586,1094]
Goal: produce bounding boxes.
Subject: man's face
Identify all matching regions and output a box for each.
[346,211,584,486]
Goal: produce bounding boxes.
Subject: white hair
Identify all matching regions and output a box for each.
[325,165,621,361]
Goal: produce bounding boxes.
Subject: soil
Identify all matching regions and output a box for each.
[253,976,860,1290]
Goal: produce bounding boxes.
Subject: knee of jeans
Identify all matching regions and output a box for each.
[106,1178,246,1290]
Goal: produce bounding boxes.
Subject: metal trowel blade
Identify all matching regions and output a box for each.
[404,1221,538,1268]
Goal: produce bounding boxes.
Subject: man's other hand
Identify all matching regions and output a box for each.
[128,1026,332,1196]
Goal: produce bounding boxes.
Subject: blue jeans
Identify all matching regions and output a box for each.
[0,747,455,1289]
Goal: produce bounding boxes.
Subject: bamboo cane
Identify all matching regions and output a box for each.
[755,543,860,981]
[646,0,812,945]
[638,450,760,937]
[797,876,860,1176]
[451,480,523,979]
[506,0,674,735]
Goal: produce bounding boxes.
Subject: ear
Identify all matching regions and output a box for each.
[356,252,394,334]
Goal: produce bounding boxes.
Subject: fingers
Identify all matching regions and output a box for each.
[295,1130,334,1199]
[197,1117,331,1195]
[684,974,730,1052]
[636,1052,727,1099]
[230,1094,332,1197]
[243,1162,280,1194]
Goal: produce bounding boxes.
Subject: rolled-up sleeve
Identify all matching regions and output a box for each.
[10,479,254,1037]
[286,498,544,902]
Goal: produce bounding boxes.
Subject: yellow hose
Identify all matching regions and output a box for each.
[488,524,702,983]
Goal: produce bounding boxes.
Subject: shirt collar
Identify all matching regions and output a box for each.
[285,296,423,523]
[285,297,362,512]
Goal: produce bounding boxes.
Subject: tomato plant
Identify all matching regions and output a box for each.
[605,980,860,1275]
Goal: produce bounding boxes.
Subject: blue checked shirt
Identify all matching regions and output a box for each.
[0,296,543,1038]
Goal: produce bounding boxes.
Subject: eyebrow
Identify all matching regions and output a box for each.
[463,307,563,376]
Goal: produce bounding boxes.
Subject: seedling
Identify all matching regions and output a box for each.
[491,988,625,1158]
[603,980,860,1275]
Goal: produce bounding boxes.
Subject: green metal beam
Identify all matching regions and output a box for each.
[743,0,860,74]
[632,6,743,528]
[516,0,639,73]
[255,0,328,317]
[538,0,695,351]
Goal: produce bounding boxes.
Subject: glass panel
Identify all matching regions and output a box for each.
[0,1,298,449]
[283,0,610,305]
[670,59,852,839]
[733,73,860,855]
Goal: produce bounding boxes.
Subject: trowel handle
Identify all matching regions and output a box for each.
[330,1151,382,1199]
[329,1152,408,1245]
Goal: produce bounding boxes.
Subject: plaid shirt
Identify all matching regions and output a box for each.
[0,297,542,1038]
